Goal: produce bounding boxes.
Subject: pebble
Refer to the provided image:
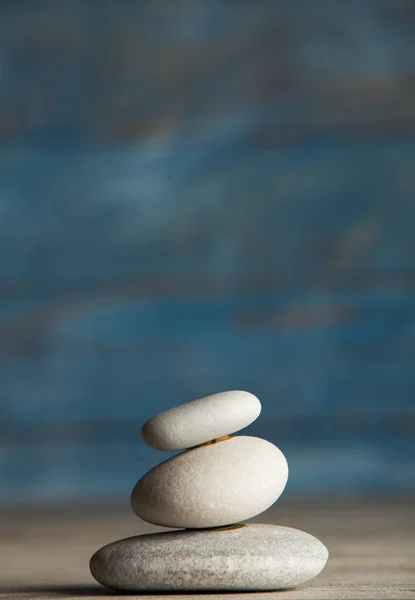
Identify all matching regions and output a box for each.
[90,524,328,592]
[141,390,261,450]
[131,436,288,528]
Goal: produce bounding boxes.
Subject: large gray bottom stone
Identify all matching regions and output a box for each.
[90,524,329,592]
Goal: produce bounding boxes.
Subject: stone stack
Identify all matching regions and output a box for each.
[90,391,328,592]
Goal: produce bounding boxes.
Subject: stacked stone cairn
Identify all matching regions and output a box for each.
[90,391,328,592]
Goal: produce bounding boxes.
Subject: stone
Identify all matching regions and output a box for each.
[141,390,261,450]
[131,436,288,528]
[90,523,328,592]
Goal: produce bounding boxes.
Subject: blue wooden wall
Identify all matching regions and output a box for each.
[0,0,415,503]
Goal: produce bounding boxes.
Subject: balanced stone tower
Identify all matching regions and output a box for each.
[90,391,328,592]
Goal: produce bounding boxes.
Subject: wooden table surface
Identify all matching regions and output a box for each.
[0,499,414,600]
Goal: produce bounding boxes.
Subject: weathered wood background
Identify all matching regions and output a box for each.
[0,0,414,502]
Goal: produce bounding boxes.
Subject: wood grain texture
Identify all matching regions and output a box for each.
[0,1,415,500]
[0,500,414,599]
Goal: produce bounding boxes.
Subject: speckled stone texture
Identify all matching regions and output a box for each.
[131,436,288,528]
[90,524,328,592]
[141,390,261,450]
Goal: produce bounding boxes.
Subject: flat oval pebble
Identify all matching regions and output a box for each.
[90,524,328,592]
[131,436,288,528]
[141,390,261,450]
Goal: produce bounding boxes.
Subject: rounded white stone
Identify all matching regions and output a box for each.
[131,436,288,529]
[141,390,261,451]
[90,524,329,592]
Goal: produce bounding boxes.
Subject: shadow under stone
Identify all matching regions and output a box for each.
[0,584,255,597]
